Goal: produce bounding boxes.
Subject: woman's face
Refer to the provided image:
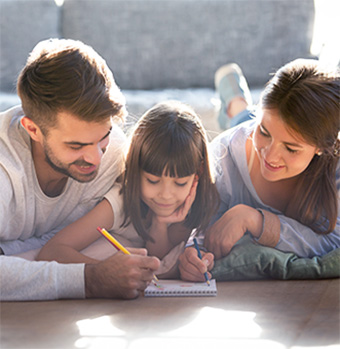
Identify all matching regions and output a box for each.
[252,109,320,182]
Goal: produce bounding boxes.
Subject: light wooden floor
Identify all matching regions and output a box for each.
[1,279,339,349]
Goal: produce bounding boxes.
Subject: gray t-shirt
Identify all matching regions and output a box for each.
[0,105,127,300]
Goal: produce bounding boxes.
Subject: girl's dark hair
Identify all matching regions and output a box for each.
[121,100,220,241]
[260,59,340,234]
[17,39,126,134]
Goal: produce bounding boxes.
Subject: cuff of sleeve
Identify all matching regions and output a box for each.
[254,209,280,247]
[56,263,86,299]
[185,243,207,252]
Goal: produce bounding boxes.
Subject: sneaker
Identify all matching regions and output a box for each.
[214,63,253,130]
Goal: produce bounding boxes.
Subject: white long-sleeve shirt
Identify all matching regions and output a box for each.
[0,256,85,301]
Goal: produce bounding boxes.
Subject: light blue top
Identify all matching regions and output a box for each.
[210,120,340,258]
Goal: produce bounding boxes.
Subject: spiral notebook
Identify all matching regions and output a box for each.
[144,279,217,297]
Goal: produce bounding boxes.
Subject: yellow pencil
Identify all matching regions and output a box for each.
[97,227,159,283]
[98,227,130,254]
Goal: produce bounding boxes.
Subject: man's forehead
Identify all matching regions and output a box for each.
[50,111,112,141]
[54,110,112,128]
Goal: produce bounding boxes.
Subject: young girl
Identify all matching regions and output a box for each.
[37,101,219,274]
[179,59,340,281]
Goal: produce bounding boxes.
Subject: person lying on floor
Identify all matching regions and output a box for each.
[0,38,159,301]
[179,59,340,282]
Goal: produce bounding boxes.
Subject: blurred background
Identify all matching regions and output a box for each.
[1,0,339,138]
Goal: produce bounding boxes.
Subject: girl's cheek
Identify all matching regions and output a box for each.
[183,187,192,201]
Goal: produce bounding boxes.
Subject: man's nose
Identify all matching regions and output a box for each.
[83,145,105,166]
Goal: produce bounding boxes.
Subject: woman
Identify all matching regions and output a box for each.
[179,59,340,282]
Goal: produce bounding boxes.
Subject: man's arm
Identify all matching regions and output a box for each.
[0,256,85,301]
[0,251,160,301]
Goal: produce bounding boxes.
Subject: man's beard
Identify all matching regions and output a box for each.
[43,141,99,183]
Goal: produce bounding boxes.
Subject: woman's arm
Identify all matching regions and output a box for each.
[205,203,340,259]
[274,214,340,258]
[36,199,115,264]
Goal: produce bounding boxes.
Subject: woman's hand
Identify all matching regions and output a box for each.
[178,246,214,282]
[204,204,263,259]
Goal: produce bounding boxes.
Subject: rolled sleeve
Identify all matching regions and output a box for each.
[255,209,281,247]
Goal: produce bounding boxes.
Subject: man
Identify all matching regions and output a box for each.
[0,38,160,301]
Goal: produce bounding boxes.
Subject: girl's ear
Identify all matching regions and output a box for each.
[20,116,44,143]
[197,161,205,177]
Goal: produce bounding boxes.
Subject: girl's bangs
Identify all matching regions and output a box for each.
[140,134,200,178]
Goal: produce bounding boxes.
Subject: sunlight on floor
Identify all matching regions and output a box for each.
[75,316,127,348]
[76,316,126,337]
[130,338,286,349]
[163,307,261,338]
[74,308,289,349]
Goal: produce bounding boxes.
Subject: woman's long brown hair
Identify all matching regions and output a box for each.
[261,59,339,233]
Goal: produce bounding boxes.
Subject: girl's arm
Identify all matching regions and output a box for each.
[146,220,192,259]
[36,199,115,264]
[145,217,169,259]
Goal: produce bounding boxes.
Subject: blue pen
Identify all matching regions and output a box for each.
[193,238,210,286]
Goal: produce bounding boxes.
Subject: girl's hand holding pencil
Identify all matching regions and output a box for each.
[178,240,214,283]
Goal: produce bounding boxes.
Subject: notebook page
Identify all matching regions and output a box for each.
[144,279,217,297]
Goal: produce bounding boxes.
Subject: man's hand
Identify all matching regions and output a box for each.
[178,246,214,282]
[85,248,160,299]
